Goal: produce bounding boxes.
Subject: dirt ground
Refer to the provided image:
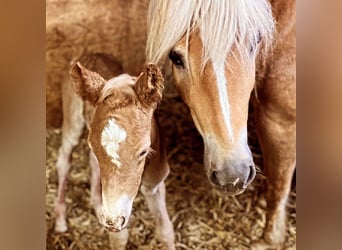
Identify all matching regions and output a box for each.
[46,81,296,249]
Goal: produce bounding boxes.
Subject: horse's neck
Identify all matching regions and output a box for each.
[270,0,296,27]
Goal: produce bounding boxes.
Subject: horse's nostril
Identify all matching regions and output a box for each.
[246,165,256,186]
[210,171,220,186]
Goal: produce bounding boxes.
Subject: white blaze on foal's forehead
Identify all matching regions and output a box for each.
[101,119,127,167]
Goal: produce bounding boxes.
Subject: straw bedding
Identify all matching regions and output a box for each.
[46,81,296,249]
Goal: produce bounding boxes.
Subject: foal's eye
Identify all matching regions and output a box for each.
[139,150,148,157]
[169,50,184,68]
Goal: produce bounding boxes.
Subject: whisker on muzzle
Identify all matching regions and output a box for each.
[255,166,266,179]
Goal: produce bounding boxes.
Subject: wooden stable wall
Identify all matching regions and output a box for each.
[46,0,148,127]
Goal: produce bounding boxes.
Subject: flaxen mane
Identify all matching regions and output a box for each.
[146,0,274,68]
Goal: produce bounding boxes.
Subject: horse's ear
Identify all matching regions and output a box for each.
[133,64,164,108]
[70,62,106,105]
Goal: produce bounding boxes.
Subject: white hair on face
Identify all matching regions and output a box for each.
[212,59,233,140]
[146,0,274,68]
[101,194,133,219]
[99,74,136,103]
[101,118,127,167]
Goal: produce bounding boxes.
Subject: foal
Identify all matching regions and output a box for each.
[54,54,175,249]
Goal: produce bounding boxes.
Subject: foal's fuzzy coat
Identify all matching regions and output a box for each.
[54,53,174,250]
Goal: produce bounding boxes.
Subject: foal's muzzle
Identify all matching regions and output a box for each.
[102,216,126,232]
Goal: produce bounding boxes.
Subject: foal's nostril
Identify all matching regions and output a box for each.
[209,171,220,186]
[119,216,126,227]
[245,165,256,186]
[106,219,114,226]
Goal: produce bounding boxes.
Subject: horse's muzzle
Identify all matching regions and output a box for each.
[209,163,256,195]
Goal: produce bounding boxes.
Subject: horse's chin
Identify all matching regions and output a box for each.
[214,185,246,196]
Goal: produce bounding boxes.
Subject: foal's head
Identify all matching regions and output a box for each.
[70,63,164,232]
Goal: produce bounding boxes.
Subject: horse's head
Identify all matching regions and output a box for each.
[169,35,258,195]
[146,0,274,195]
[70,63,164,231]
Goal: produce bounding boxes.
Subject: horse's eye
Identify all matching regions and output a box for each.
[250,32,262,54]
[169,50,184,68]
[249,33,261,54]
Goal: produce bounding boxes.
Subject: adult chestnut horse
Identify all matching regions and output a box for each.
[146,0,295,249]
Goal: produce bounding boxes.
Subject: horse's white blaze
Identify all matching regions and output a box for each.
[212,60,234,141]
[101,118,127,167]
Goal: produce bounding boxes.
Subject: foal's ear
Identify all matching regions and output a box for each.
[133,64,164,108]
[70,62,106,105]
